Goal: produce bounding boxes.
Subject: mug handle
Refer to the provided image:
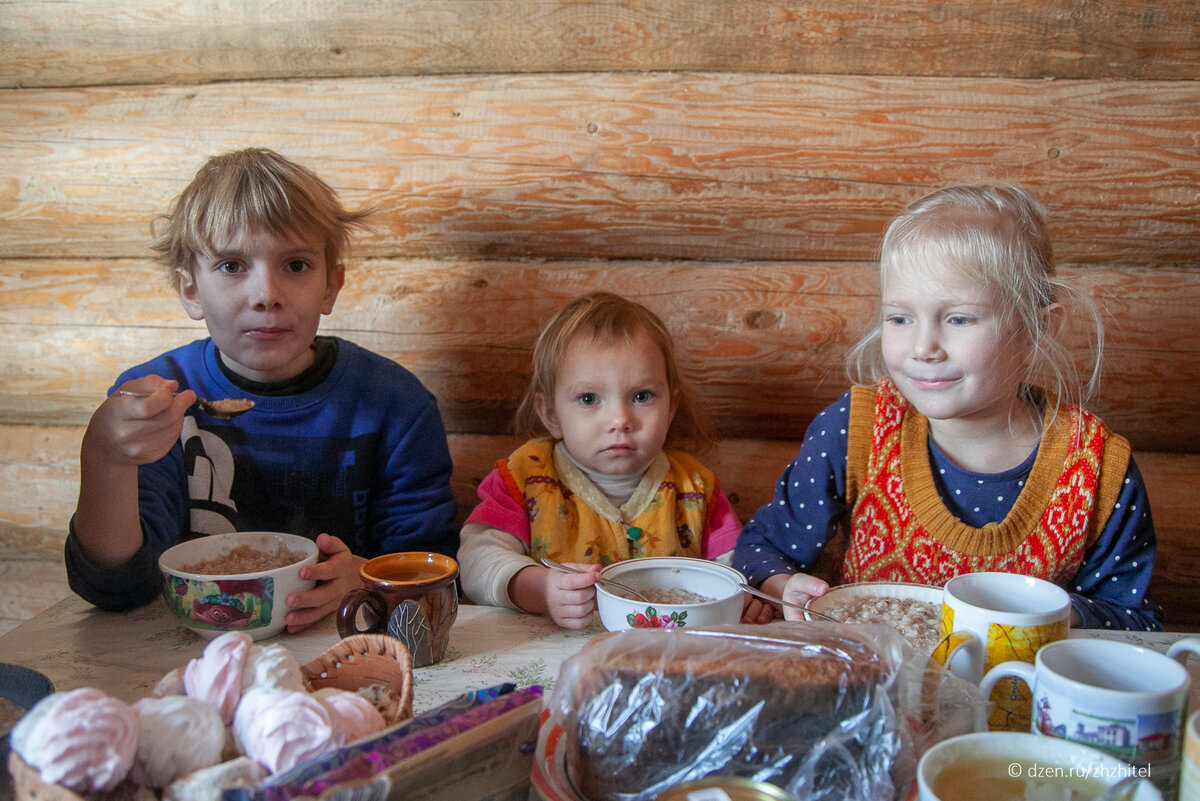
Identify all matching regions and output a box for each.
[931,629,980,676]
[336,588,387,638]
[1167,637,1200,665]
[978,660,1037,732]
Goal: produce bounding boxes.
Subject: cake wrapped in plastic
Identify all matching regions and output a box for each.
[547,621,980,801]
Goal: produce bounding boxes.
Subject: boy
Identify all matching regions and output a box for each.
[66,148,459,632]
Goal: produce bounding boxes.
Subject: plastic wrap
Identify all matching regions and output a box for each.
[546,621,985,801]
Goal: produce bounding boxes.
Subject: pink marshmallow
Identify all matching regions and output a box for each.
[10,688,138,793]
[183,631,252,723]
[233,688,335,775]
[312,688,387,746]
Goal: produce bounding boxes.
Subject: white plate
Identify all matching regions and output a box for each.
[530,710,585,801]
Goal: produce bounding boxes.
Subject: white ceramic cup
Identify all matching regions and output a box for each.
[918,731,1162,801]
[979,637,1200,798]
[932,572,1071,731]
[1181,709,1200,801]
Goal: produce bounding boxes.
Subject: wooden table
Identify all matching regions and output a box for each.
[3,595,1200,801]
[0,594,599,714]
[2,594,1199,714]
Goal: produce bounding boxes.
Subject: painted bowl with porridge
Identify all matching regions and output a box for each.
[159,531,319,641]
[595,556,746,631]
[806,581,943,655]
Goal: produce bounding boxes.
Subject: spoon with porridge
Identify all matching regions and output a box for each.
[115,390,254,419]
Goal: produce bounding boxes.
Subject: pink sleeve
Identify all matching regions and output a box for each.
[463,468,532,545]
[700,487,742,559]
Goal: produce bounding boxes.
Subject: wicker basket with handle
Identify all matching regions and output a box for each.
[300,633,414,724]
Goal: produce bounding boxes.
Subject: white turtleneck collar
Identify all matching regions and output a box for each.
[552,441,670,526]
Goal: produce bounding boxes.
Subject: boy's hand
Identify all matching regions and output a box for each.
[543,562,600,629]
[90,379,196,467]
[285,533,366,632]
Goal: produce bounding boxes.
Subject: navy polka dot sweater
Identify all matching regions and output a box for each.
[733,391,1164,631]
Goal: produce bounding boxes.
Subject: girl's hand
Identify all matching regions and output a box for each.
[777,572,830,621]
[285,534,366,632]
[543,562,600,629]
[741,593,778,624]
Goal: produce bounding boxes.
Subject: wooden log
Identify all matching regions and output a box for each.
[1,75,1198,264]
[3,0,1198,89]
[2,423,1195,628]
[1,259,1197,450]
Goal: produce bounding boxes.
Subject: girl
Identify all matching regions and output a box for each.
[734,184,1163,630]
[458,291,745,628]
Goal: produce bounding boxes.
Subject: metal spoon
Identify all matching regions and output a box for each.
[115,389,255,419]
[739,583,841,623]
[539,556,652,602]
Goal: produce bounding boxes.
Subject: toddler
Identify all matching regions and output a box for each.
[734,184,1163,630]
[67,148,459,631]
[458,292,744,628]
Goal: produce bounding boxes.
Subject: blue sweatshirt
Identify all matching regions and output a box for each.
[66,337,459,610]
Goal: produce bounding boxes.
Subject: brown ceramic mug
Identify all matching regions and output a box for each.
[336,552,459,667]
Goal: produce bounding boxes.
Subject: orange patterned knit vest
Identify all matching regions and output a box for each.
[841,380,1129,587]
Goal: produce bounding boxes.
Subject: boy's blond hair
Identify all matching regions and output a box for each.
[150,148,372,285]
[515,292,717,454]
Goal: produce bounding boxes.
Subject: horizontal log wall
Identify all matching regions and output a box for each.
[1,0,1197,629]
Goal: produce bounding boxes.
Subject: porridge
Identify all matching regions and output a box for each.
[820,595,940,653]
[637,588,715,605]
[182,542,306,575]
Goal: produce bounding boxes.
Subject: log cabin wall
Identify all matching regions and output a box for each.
[1,1,1197,632]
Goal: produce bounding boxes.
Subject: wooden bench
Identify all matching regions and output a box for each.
[1,1,1197,630]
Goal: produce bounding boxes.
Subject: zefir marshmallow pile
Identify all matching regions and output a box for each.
[10,631,391,799]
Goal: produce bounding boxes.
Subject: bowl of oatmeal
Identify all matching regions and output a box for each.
[806,582,942,654]
[158,531,319,641]
[595,556,746,631]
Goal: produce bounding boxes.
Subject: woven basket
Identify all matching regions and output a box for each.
[301,634,414,724]
[8,752,88,801]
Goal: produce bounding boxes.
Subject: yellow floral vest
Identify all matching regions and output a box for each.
[495,439,714,564]
[841,380,1130,586]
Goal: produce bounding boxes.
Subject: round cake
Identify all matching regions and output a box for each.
[556,622,902,801]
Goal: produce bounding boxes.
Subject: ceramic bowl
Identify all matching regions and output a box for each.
[805,581,943,652]
[158,531,319,641]
[595,557,746,631]
[918,731,1162,801]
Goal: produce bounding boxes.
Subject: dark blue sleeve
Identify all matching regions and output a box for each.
[1067,457,1164,631]
[64,378,193,611]
[369,392,460,559]
[733,393,852,587]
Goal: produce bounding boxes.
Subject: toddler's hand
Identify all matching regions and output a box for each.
[88,379,195,467]
[285,534,366,633]
[741,593,777,624]
[778,572,830,621]
[543,562,600,629]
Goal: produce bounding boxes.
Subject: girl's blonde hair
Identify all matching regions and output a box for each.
[847,183,1104,417]
[150,148,372,286]
[514,292,716,453]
